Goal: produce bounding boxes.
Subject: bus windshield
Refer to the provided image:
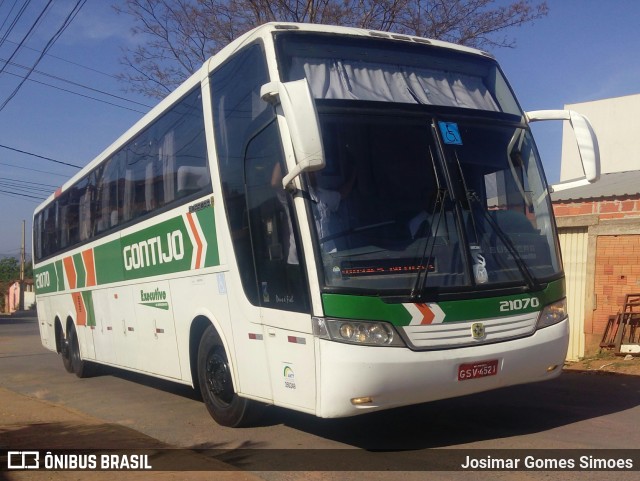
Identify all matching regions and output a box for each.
[275,33,561,297]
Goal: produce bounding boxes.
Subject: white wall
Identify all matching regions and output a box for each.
[560,93,640,181]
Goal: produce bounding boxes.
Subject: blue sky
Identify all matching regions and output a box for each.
[1,0,639,259]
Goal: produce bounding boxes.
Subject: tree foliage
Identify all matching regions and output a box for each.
[0,257,20,282]
[0,257,32,282]
[115,0,548,98]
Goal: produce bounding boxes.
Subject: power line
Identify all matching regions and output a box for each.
[4,70,149,114]
[0,161,70,177]
[0,0,87,112]
[0,176,59,189]
[1,38,119,80]
[0,143,82,168]
[1,56,153,109]
[0,180,54,193]
[0,188,46,200]
[0,0,53,77]
[0,0,33,50]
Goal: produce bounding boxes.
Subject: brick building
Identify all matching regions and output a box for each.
[551,170,640,357]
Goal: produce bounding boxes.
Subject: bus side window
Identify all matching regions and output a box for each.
[161,130,175,204]
[43,203,57,258]
[79,187,92,242]
[245,121,309,313]
[212,42,270,306]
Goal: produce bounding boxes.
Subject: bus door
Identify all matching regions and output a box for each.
[243,120,317,412]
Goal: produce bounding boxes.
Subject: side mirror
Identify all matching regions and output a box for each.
[261,79,325,189]
[526,110,600,191]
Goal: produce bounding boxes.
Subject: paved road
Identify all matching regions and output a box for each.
[1,314,639,480]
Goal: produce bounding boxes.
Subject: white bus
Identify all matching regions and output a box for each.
[33,22,599,427]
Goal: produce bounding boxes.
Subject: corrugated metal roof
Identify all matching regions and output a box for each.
[551,170,640,202]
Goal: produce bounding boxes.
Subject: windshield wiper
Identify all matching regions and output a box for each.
[448,145,541,291]
[466,190,542,291]
[410,187,447,301]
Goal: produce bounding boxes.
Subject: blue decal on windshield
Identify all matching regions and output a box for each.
[438,122,463,145]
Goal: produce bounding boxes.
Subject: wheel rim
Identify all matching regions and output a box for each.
[205,350,234,406]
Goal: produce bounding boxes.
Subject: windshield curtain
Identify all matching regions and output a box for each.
[303,107,561,296]
[276,32,522,115]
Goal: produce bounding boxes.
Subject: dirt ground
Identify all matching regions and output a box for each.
[564,349,640,376]
[0,387,263,481]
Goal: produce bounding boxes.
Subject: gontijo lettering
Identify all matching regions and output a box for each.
[123,231,184,271]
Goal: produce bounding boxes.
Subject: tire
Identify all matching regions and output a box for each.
[60,328,74,374]
[197,325,252,427]
[68,324,94,378]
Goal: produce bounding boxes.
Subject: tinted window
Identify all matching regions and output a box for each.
[35,88,210,261]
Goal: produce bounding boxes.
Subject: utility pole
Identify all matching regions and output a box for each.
[19,220,25,311]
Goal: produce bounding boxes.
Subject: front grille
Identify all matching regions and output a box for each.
[402,311,538,350]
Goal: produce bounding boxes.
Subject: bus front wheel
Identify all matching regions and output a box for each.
[197,325,252,427]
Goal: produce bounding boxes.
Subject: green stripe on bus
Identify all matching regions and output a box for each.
[94,239,123,285]
[35,205,222,292]
[33,262,59,294]
[322,278,565,326]
[73,253,86,289]
[437,279,565,323]
[121,215,193,280]
[196,205,220,267]
[55,260,64,291]
[321,295,413,325]
[81,290,96,327]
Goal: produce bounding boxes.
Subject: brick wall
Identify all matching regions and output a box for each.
[553,195,640,345]
[553,197,640,219]
[593,235,640,335]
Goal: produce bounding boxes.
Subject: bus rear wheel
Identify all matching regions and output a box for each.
[60,325,74,374]
[68,324,93,378]
[197,325,252,427]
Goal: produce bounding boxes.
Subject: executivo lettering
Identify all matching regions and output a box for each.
[139,287,169,310]
[140,288,167,302]
[123,231,184,271]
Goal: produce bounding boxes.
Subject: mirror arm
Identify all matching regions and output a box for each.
[526,109,600,185]
[261,80,325,190]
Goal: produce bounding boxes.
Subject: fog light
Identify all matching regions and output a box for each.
[546,364,559,372]
[350,396,373,405]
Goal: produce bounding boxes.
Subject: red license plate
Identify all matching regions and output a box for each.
[458,359,499,381]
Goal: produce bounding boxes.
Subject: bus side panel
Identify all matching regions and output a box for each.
[36,296,54,351]
[92,288,117,365]
[133,279,181,379]
[108,286,140,370]
[79,322,96,362]
[49,293,77,345]
[226,288,273,402]
[263,321,316,413]
[169,273,236,386]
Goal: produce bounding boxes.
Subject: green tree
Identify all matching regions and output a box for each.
[115,0,548,98]
[0,257,20,282]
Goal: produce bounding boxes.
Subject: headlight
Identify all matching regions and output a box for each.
[536,298,568,329]
[312,317,405,347]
